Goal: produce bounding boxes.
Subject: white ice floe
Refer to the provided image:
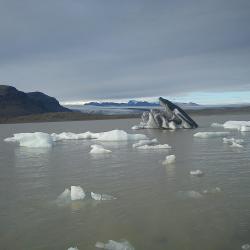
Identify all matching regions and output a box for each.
[231,141,243,148]
[223,138,244,144]
[132,138,158,148]
[162,155,176,165]
[96,130,147,141]
[90,145,112,154]
[136,144,172,150]
[212,121,250,131]
[51,131,98,141]
[4,132,53,148]
[193,132,230,138]
[91,192,116,201]
[70,186,86,201]
[202,187,222,194]
[190,170,204,177]
[95,240,135,250]
[242,244,250,250]
[68,247,79,250]
[211,122,224,128]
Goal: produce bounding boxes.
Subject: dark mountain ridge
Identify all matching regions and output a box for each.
[0,85,70,117]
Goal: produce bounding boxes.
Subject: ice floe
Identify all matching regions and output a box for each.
[223,138,244,144]
[242,244,250,250]
[95,240,135,250]
[70,186,86,201]
[132,139,158,148]
[230,141,243,148]
[4,132,53,148]
[162,155,176,165]
[67,247,79,250]
[178,190,203,199]
[193,132,230,138]
[90,145,112,154]
[5,130,148,148]
[202,187,222,194]
[91,192,116,201]
[211,121,250,131]
[136,144,172,150]
[190,170,204,177]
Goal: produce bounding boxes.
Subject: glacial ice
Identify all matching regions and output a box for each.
[162,155,176,165]
[90,145,112,154]
[95,240,135,250]
[230,141,243,148]
[90,192,116,201]
[211,121,250,131]
[136,144,172,150]
[190,170,204,177]
[193,132,230,138]
[202,187,222,194]
[223,138,244,144]
[4,132,53,148]
[68,247,79,250]
[96,130,147,141]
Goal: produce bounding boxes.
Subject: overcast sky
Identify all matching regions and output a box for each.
[0,0,250,104]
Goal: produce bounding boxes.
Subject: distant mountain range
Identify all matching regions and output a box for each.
[84,100,200,107]
[0,85,71,117]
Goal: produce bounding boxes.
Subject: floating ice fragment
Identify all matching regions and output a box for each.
[96,130,147,141]
[70,186,85,201]
[190,170,204,177]
[231,142,243,148]
[68,247,79,250]
[57,188,71,202]
[136,144,171,150]
[95,240,135,250]
[240,126,250,132]
[132,138,158,148]
[242,244,250,250]
[211,123,224,128]
[223,138,244,144]
[162,155,176,165]
[178,190,203,199]
[91,192,116,201]
[193,132,230,138]
[203,187,222,194]
[211,121,250,131]
[131,125,140,130]
[90,145,112,154]
[4,132,53,148]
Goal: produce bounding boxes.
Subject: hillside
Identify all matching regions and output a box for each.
[0,85,70,117]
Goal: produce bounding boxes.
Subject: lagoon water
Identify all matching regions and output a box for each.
[0,114,250,250]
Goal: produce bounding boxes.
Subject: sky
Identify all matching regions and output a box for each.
[0,0,250,105]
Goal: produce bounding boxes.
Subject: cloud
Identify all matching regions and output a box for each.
[0,0,250,102]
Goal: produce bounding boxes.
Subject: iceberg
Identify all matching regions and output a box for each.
[133,97,198,130]
[4,132,53,148]
[96,130,147,141]
[68,247,79,250]
[95,240,135,250]
[190,170,204,177]
[178,190,203,199]
[223,138,244,144]
[211,121,250,131]
[132,139,158,148]
[90,192,116,201]
[90,145,112,154]
[242,244,250,250]
[162,155,176,165]
[193,132,230,138]
[202,187,222,194]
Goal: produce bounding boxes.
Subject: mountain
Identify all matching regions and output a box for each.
[0,85,71,117]
[83,100,199,107]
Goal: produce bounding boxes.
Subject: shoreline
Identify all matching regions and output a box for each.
[0,107,250,125]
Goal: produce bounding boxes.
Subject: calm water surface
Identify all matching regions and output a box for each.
[0,114,250,250]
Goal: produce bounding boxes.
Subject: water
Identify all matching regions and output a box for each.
[0,114,250,250]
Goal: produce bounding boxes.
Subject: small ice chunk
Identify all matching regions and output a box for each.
[97,130,147,141]
[242,244,250,250]
[193,132,230,138]
[211,123,224,128]
[131,125,140,130]
[95,240,135,250]
[91,192,116,201]
[70,186,85,201]
[203,187,222,194]
[132,138,158,148]
[57,188,71,201]
[90,145,112,154]
[136,144,171,150]
[68,247,79,250]
[223,138,244,144]
[4,132,53,148]
[162,155,176,165]
[190,170,204,177]
[240,126,250,132]
[178,190,203,199]
[230,141,243,148]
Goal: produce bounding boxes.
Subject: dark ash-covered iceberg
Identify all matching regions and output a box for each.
[132,97,198,130]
